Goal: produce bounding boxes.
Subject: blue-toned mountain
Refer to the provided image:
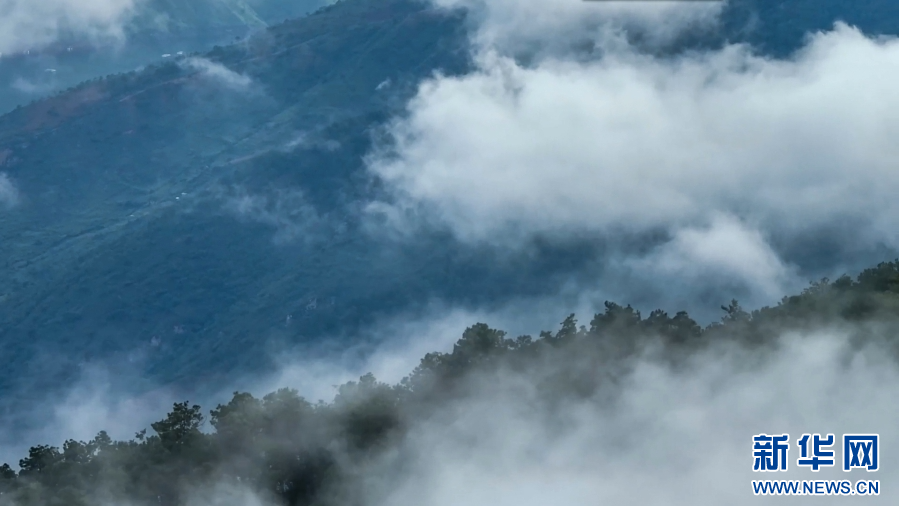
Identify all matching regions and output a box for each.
[2,0,899,429]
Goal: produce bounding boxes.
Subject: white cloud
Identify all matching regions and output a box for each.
[0,0,140,54]
[0,365,177,466]
[630,214,800,302]
[182,57,254,90]
[231,296,603,405]
[222,186,329,245]
[10,77,55,95]
[0,172,20,209]
[368,23,899,303]
[248,307,482,404]
[45,367,175,442]
[371,25,899,241]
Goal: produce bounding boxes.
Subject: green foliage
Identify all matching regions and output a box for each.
[5,260,899,504]
[590,302,642,334]
[151,401,205,450]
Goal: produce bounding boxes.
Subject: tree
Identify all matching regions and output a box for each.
[18,445,61,475]
[151,401,205,450]
[7,256,899,506]
[334,374,403,451]
[210,392,264,442]
[0,463,16,493]
[554,314,584,342]
[452,323,510,361]
[720,299,750,323]
[590,302,642,334]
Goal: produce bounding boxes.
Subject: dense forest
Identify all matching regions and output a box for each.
[3,260,899,506]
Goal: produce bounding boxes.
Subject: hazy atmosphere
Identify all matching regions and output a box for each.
[1,0,898,504]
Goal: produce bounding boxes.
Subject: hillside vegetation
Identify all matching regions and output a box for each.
[2,0,899,451]
[3,261,899,505]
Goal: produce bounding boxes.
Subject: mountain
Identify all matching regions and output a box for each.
[0,0,332,114]
[2,0,899,431]
[130,0,334,34]
[0,0,477,427]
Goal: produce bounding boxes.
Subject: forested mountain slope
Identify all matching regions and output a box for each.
[3,261,899,505]
[0,0,475,426]
[2,0,899,436]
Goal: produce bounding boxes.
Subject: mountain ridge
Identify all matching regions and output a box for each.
[3,0,899,435]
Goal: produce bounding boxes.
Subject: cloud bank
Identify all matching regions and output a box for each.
[6,293,898,505]
[367,328,899,506]
[368,11,899,307]
[371,24,899,242]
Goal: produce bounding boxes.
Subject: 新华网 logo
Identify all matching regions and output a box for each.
[751,433,880,496]
[752,433,878,472]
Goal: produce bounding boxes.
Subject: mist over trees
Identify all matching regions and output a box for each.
[3,2,899,504]
[3,261,899,506]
